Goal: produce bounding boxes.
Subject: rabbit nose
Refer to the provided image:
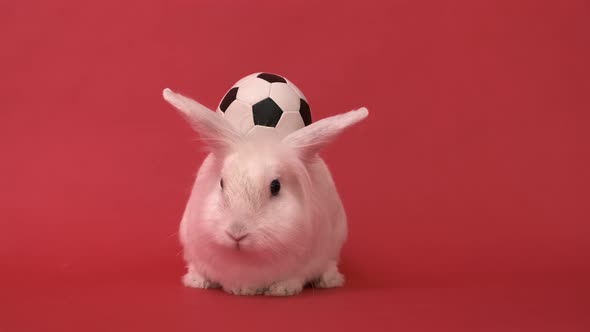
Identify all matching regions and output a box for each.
[225,231,248,242]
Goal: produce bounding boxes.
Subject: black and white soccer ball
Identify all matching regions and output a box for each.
[216,72,312,140]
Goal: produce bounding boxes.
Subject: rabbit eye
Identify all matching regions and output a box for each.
[270,179,281,196]
[220,178,224,189]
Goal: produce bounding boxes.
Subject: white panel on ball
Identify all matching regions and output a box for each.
[269,83,301,113]
[275,112,305,138]
[247,125,281,141]
[223,100,254,135]
[236,77,271,105]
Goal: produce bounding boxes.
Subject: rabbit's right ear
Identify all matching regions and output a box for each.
[283,107,369,160]
[163,88,240,153]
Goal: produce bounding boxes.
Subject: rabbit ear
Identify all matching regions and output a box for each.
[283,107,369,159]
[163,88,240,153]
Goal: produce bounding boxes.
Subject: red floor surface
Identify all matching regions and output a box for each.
[1,0,589,331]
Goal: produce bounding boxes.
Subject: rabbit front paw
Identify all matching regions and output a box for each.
[265,279,304,296]
[182,268,220,289]
[315,262,345,288]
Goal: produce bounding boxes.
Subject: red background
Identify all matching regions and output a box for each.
[1,0,589,331]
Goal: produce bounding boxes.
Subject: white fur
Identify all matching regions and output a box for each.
[164,88,368,296]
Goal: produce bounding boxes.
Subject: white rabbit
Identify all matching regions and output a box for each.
[163,88,368,296]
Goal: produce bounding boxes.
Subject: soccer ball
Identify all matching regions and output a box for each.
[216,72,312,140]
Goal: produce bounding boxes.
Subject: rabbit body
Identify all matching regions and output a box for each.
[180,149,347,296]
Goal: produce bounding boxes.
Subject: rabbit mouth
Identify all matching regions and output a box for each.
[225,231,249,251]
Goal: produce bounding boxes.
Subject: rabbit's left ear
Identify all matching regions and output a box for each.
[283,107,369,159]
[163,88,241,153]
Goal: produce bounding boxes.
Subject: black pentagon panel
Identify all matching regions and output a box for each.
[257,73,287,84]
[299,99,312,126]
[252,98,283,127]
[219,87,238,112]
